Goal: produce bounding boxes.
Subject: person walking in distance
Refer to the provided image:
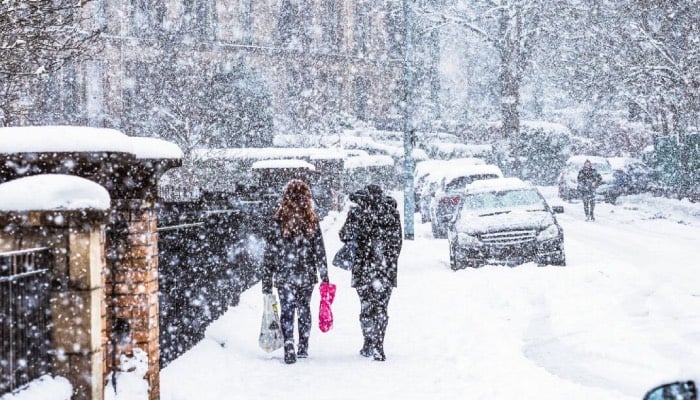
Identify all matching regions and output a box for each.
[577,159,603,221]
[262,179,329,364]
[339,184,402,361]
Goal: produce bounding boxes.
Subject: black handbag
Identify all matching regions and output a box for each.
[332,241,357,270]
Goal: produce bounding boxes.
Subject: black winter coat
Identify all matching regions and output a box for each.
[262,217,329,292]
[340,194,402,288]
[577,167,602,196]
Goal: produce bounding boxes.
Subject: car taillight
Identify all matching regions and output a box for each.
[440,196,461,205]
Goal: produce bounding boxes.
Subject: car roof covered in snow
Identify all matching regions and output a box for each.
[415,157,487,179]
[465,177,533,194]
[442,164,504,183]
[607,156,644,170]
[566,155,610,166]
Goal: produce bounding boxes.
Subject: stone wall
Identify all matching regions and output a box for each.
[0,210,108,400]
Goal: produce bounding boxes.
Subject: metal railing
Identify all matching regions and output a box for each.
[0,248,52,396]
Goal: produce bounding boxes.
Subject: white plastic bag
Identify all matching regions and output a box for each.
[259,293,284,353]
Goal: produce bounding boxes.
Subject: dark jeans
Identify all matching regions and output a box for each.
[356,283,393,342]
[582,193,595,218]
[277,284,314,344]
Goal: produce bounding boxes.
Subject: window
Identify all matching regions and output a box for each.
[353,2,369,55]
[130,0,165,37]
[241,0,253,44]
[354,77,367,120]
[181,0,216,39]
[321,0,340,52]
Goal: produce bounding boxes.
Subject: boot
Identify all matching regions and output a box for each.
[297,337,308,358]
[373,315,388,362]
[359,316,374,357]
[359,337,373,357]
[372,342,386,362]
[284,341,296,364]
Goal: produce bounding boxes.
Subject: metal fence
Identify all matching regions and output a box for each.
[0,248,52,396]
[157,200,264,368]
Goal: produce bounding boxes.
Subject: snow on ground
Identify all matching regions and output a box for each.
[5,187,697,400]
[158,187,700,400]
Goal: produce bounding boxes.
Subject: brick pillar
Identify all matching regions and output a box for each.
[105,199,160,400]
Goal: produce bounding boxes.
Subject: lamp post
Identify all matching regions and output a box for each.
[402,0,415,240]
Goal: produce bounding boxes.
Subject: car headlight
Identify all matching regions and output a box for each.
[457,232,480,245]
[537,224,561,241]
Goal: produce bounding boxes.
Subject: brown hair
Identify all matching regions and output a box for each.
[275,179,318,238]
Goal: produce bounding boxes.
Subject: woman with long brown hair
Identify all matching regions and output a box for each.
[262,179,329,364]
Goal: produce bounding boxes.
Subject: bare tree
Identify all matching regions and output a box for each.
[0,0,99,125]
[422,0,557,174]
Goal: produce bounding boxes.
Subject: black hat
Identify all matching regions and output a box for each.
[349,189,369,205]
[365,184,383,198]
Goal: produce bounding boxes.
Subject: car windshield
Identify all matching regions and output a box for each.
[460,188,547,216]
[592,162,612,173]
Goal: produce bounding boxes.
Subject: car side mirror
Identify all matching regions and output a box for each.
[551,205,564,214]
[643,381,696,400]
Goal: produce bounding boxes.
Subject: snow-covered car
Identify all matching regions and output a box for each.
[416,158,487,221]
[428,164,503,238]
[413,160,447,212]
[557,155,615,202]
[607,157,654,203]
[447,177,566,270]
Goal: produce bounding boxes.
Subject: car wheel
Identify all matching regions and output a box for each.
[550,254,566,266]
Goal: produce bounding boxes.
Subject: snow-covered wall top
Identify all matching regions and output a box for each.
[271,133,429,161]
[0,174,110,211]
[0,126,183,160]
[193,147,345,161]
[128,137,184,160]
[343,155,394,169]
[251,159,316,170]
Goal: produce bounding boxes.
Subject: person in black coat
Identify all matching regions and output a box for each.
[577,159,603,221]
[339,184,402,361]
[262,179,329,364]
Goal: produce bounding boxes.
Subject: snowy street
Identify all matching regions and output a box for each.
[159,188,700,400]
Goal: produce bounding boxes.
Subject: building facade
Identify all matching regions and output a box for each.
[30,0,413,147]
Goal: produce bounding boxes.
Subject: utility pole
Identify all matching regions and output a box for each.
[402,0,415,240]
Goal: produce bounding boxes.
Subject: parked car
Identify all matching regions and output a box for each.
[607,157,654,203]
[557,155,615,202]
[447,177,566,270]
[417,158,487,222]
[643,380,696,400]
[429,164,503,238]
[413,157,485,213]
[413,160,448,212]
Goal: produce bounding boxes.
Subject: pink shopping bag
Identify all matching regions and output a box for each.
[319,282,336,333]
